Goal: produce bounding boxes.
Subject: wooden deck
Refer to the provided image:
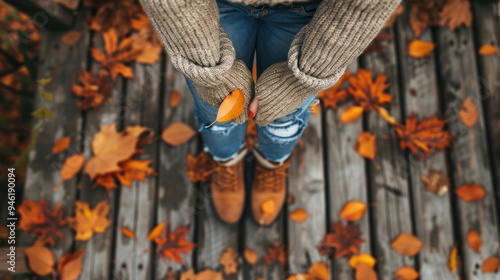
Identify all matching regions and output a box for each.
[2,1,500,279]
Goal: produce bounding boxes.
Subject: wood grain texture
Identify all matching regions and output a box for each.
[5,0,74,29]
[435,22,500,280]
[395,6,458,279]
[324,61,372,279]
[362,28,415,279]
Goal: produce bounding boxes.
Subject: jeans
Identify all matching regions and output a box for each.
[186,0,322,163]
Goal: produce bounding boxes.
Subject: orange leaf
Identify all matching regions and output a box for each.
[18,200,66,246]
[458,97,478,128]
[455,184,486,202]
[408,39,435,58]
[180,268,223,280]
[439,0,472,31]
[220,247,238,275]
[482,257,499,273]
[57,248,84,280]
[162,122,196,146]
[318,70,351,111]
[252,65,257,83]
[207,89,245,127]
[377,107,399,126]
[121,227,136,239]
[479,44,498,56]
[394,266,419,280]
[289,209,308,223]
[61,31,82,45]
[339,201,366,222]
[319,222,364,259]
[152,225,196,264]
[67,200,112,241]
[347,69,392,113]
[170,89,181,108]
[348,253,376,269]
[261,198,276,219]
[263,242,287,265]
[61,154,85,181]
[148,222,165,241]
[53,136,71,154]
[25,246,55,276]
[72,70,112,111]
[466,229,481,253]
[391,233,422,257]
[448,245,458,272]
[185,152,215,183]
[308,262,329,280]
[355,263,377,280]
[355,132,376,160]
[244,248,258,265]
[340,106,364,123]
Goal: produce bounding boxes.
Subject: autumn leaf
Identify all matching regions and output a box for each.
[25,246,55,276]
[53,136,71,154]
[289,209,309,223]
[151,224,196,264]
[439,0,473,31]
[317,70,351,111]
[244,248,258,265]
[261,198,276,219]
[121,227,136,239]
[394,266,419,280]
[348,253,376,269]
[339,201,366,222]
[57,248,84,280]
[263,242,288,266]
[458,97,478,128]
[409,0,442,38]
[408,39,435,58]
[377,107,400,126]
[89,0,137,36]
[54,154,85,191]
[385,4,403,29]
[162,122,196,146]
[185,152,215,183]
[483,257,499,273]
[61,31,82,45]
[318,221,364,259]
[421,168,450,195]
[449,245,458,272]
[67,200,112,241]
[180,268,223,280]
[355,132,376,160]
[72,70,112,111]
[148,222,165,241]
[170,89,181,108]
[355,262,377,280]
[455,184,486,202]
[308,262,329,280]
[340,106,364,123]
[91,28,141,80]
[395,114,453,159]
[206,89,245,128]
[466,229,481,253]
[220,247,238,275]
[391,233,422,257]
[18,199,66,246]
[479,44,498,56]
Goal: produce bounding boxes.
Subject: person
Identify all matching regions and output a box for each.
[139,0,401,225]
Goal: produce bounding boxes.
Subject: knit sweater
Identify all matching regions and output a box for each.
[139,0,402,125]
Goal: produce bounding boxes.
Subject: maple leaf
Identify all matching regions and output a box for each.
[439,0,472,31]
[67,200,112,241]
[131,12,163,64]
[18,199,66,246]
[421,168,450,195]
[318,221,364,259]
[185,152,215,183]
[151,224,196,264]
[220,246,238,275]
[89,0,138,36]
[394,114,453,159]
[91,28,141,81]
[409,0,443,37]
[317,71,351,111]
[72,70,112,110]
[263,242,288,266]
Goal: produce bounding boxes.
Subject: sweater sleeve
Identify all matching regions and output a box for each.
[288,0,402,87]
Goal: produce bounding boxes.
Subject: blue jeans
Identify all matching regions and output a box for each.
[186,0,322,163]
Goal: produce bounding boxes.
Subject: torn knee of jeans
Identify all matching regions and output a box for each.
[265,119,304,138]
[198,120,238,136]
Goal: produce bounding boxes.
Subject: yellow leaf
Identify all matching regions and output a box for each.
[39,90,54,101]
[32,106,53,119]
[348,254,376,269]
[37,78,52,85]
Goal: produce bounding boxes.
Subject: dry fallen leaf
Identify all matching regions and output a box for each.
[25,246,55,276]
[72,70,112,111]
[340,106,364,123]
[18,200,66,246]
[162,122,196,146]
[408,39,436,58]
[394,266,419,280]
[54,154,85,191]
[458,97,478,128]
[148,222,165,241]
[261,198,276,219]
[289,209,309,223]
[318,71,351,111]
[421,168,450,195]
[121,227,136,239]
[339,201,366,222]
[57,248,84,280]
[61,31,82,45]
[308,262,329,280]
[185,152,215,183]
[391,233,422,257]
[180,268,223,280]
[206,89,245,128]
[150,224,196,264]
[439,0,473,31]
[53,136,71,154]
[319,222,364,259]
[355,262,377,280]
[348,253,376,269]
[482,257,499,273]
[455,184,486,202]
[263,242,287,266]
[244,248,258,265]
[170,89,181,108]
[220,247,238,275]
[355,132,376,160]
[67,200,112,241]
[448,245,458,272]
[479,44,499,56]
[467,229,481,253]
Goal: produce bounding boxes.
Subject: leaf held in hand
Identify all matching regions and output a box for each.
[339,201,366,222]
[455,184,485,202]
[289,209,308,223]
[408,39,435,58]
[391,233,422,257]
[206,89,245,128]
[25,246,55,276]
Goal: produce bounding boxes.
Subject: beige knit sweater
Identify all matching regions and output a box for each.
[139,0,401,125]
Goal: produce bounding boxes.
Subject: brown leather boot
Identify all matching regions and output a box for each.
[251,151,291,226]
[210,149,247,224]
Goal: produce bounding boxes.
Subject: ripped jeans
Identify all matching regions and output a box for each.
[185,0,321,163]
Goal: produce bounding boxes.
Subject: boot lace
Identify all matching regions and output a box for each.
[255,162,291,192]
[212,164,241,192]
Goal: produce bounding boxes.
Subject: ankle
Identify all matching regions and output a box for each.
[215,147,248,167]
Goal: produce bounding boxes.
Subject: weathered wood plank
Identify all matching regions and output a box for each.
[286,107,328,274]
[112,60,162,280]
[4,0,74,29]
[154,57,198,279]
[435,21,500,280]
[324,61,372,279]
[13,12,89,278]
[395,7,458,279]
[0,246,29,275]
[362,27,415,279]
